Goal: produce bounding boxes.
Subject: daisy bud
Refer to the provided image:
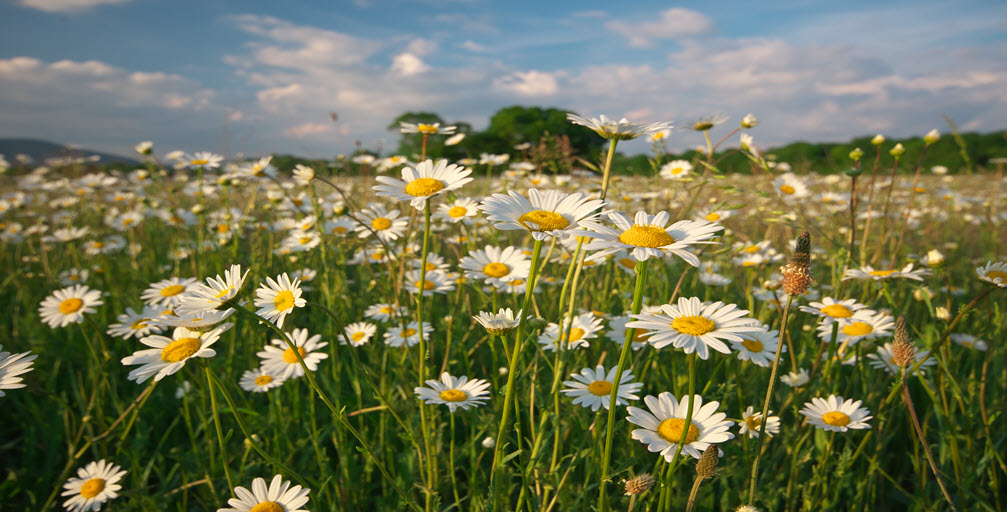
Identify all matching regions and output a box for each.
[890,143,905,157]
[935,306,951,321]
[923,249,945,268]
[891,316,916,369]
[696,445,719,479]
[498,366,508,376]
[871,134,886,146]
[845,167,862,178]
[527,317,548,330]
[481,436,496,449]
[923,129,940,146]
[913,286,935,301]
[624,473,656,495]
[737,506,761,512]
[849,147,864,161]
[741,113,758,129]
[781,231,813,296]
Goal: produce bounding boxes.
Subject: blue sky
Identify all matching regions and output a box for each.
[1,0,1005,159]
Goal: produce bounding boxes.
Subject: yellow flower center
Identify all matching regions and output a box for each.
[743,245,761,254]
[742,261,758,267]
[913,186,926,193]
[631,328,649,343]
[517,210,569,232]
[282,346,308,364]
[483,262,511,278]
[842,322,873,336]
[191,159,208,166]
[587,380,613,396]
[618,225,674,248]
[249,502,283,512]
[670,166,683,175]
[160,284,185,297]
[130,319,148,330]
[618,258,637,269]
[299,237,312,245]
[823,411,850,427]
[351,331,366,342]
[333,226,348,234]
[869,270,896,277]
[657,418,699,444]
[744,416,762,430]
[705,212,721,221]
[415,280,436,291]
[448,206,468,218]
[93,241,105,248]
[403,328,417,337]
[59,298,84,315]
[404,177,445,197]
[254,375,273,386]
[780,184,795,195]
[161,337,201,363]
[424,262,437,271]
[986,271,1007,281]
[274,290,295,311]
[439,389,467,402]
[79,478,106,499]
[372,217,392,230]
[417,123,439,134]
[671,315,716,336]
[217,224,229,233]
[561,328,586,343]
[741,338,764,352]
[820,304,852,318]
[379,307,393,315]
[214,286,234,299]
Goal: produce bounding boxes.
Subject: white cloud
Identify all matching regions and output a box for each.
[405,38,437,56]
[391,53,429,76]
[18,0,130,13]
[606,8,713,48]
[459,40,485,52]
[285,122,333,138]
[493,71,559,96]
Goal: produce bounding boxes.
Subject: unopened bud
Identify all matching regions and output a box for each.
[871,134,885,146]
[741,113,758,129]
[527,317,548,330]
[696,444,719,478]
[481,437,495,449]
[923,129,940,146]
[624,473,656,495]
[849,147,864,161]
[890,143,905,157]
[935,306,951,321]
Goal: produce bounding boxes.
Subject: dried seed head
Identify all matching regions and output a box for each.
[891,315,917,368]
[696,444,719,478]
[781,231,813,295]
[624,473,656,495]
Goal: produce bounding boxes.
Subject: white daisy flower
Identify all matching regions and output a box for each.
[566,113,671,141]
[148,308,236,330]
[0,345,37,397]
[817,310,894,347]
[61,459,126,512]
[399,122,456,135]
[480,188,605,241]
[354,204,408,243]
[239,367,286,393]
[253,273,306,328]
[537,312,604,351]
[798,297,874,326]
[374,159,473,210]
[323,217,356,236]
[175,264,250,317]
[773,173,810,200]
[434,197,480,224]
[800,395,872,432]
[659,160,692,180]
[140,277,198,308]
[414,372,491,412]
[217,474,310,512]
[404,269,455,296]
[738,406,781,438]
[472,308,522,336]
[626,392,735,461]
[38,284,103,328]
[627,297,760,360]
[581,211,722,265]
[561,365,643,411]
[106,306,164,340]
[184,151,224,170]
[364,303,401,323]
[842,263,931,282]
[949,333,988,351]
[780,367,811,387]
[343,321,377,347]
[458,245,531,287]
[58,268,90,286]
[729,326,783,367]
[121,324,230,384]
[867,342,936,375]
[976,260,1007,288]
[257,328,328,380]
[383,321,432,348]
[699,272,732,287]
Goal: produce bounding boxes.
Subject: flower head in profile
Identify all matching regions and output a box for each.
[0,345,38,397]
[415,372,491,412]
[688,113,729,131]
[562,365,643,411]
[176,264,250,316]
[39,285,103,328]
[480,188,605,241]
[976,261,1007,288]
[473,308,522,336]
[843,263,930,282]
[217,474,310,512]
[400,122,456,135]
[740,113,758,129]
[567,113,671,141]
[374,159,473,210]
[62,459,126,512]
[581,211,722,266]
[184,151,223,170]
[628,297,760,359]
[121,324,230,383]
[626,392,734,460]
[800,395,872,432]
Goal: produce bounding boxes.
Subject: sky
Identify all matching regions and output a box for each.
[1,0,1005,159]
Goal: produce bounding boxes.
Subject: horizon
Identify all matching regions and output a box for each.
[1,0,1005,159]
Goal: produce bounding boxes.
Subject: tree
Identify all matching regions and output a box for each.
[481,106,605,158]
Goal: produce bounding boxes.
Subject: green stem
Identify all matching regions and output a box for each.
[415,199,435,511]
[206,365,235,493]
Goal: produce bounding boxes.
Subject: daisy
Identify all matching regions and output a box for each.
[626,393,735,460]
[0,345,37,397]
[38,284,103,328]
[780,368,811,387]
[184,151,223,170]
[566,113,671,141]
[627,297,760,360]
[253,273,306,328]
[364,303,401,323]
[459,245,531,287]
[61,460,126,512]
[175,264,250,317]
[738,406,781,439]
[140,277,198,308]
[217,474,310,512]
[149,308,236,330]
[121,324,229,383]
[699,272,732,287]
[414,372,491,412]
[106,306,164,340]
[842,263,930,282]
[659,160,692,180]
[561,365,643,411]
[695,207,733,223]
[404,269,455,296]
[729,325,783,367]
[581,211,722,265]
[799,297,874,326]
[537,312,604,351]
[400,122,456,135]
[976,260,1007,287]
[605,314,652,351]
[58,268,90,286]
[800,395,872,432]
[239,367,287,393]
[949,333,988,351]
[258,328,329,380]
[434,197,480,224]
[411,252,451,273]
[384,321,432,348]
[817,310,894,347]
[472,308,522,335]
[354,204,409,243]
[238,156,277,179]
[773,173,810,200]
[343,321,377,347]
[323,217,356,236]
[688,113,729,131]
[480,188,605,241]
[867,342,936,375]
[374,159,473,210]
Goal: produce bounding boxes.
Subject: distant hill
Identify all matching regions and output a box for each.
[0,138,140,166]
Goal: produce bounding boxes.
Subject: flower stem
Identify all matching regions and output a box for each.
[206,365,235,493]
[414,199,436,511]
[900,369,959,511]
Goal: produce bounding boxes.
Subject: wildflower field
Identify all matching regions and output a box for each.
[2,118,1006,512]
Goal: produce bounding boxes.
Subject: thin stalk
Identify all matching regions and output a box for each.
[206,365,235,493]
[414,199,436,511]
[900,369,959,511]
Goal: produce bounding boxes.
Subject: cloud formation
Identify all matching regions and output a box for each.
[605,8,713,48]
[18,0,130,13]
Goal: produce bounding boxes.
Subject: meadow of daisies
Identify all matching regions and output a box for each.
[2,115,1006,512]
